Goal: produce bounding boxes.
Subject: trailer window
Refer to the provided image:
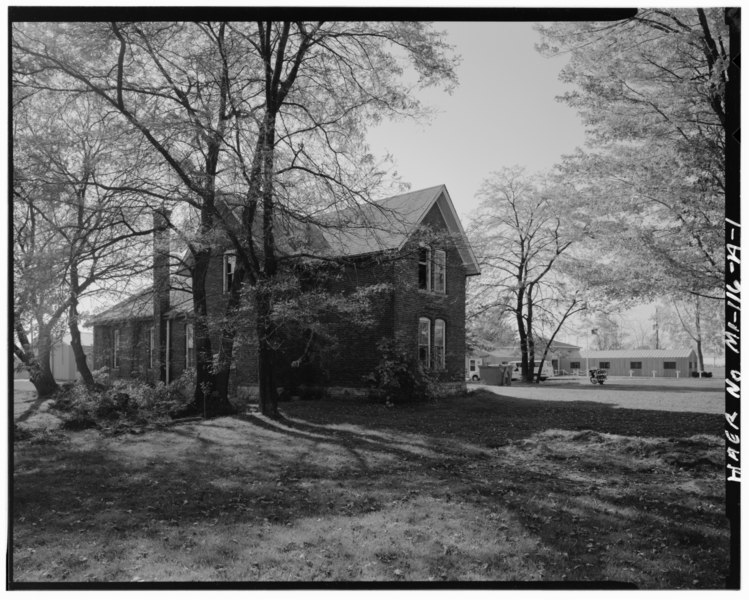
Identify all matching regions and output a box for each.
[664,361,676,369]
[599,362,610,369]
[630,361,642,369]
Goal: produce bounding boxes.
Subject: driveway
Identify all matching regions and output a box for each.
[471,376,724,414]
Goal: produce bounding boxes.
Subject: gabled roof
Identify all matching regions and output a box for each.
[90,185,480,322]
[320,185,480,275]
[579,348,696,359]
[86,285,193,325]
[86,287,154,325]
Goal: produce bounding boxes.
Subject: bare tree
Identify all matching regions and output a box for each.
[469,167,582,382]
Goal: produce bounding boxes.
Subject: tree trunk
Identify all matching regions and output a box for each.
[515,286,529,383]
[256,287,279,418]
[256,110,281,419]
[214,266,246,403]
[526,284,536,383]
[188,248,235,418]
[68,300,94,386]
[68,264,95,386]
[15,319,59,398]
[694,297,705,372]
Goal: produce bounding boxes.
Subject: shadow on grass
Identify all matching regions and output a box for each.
[279,391,721,445]
[11,390,729,587]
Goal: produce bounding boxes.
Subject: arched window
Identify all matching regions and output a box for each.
[434,319,446,369]
[418,317,431,368]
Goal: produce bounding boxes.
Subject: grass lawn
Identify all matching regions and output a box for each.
[11,389,729,587]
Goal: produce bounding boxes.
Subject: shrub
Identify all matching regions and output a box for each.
[364,337,436,404]
[52,376,194,433]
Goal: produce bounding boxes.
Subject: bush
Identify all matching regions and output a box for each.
[364,337,436,404]
[52,376,194,433]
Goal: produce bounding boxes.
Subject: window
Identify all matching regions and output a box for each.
[185,323,195,368]
[223,253,236,293]
[113,329,120,368]
[599,361,610,369]
[418,247,447,293]
[432,250,446,293]
[630,361,642,370]
[418,247,431,290]
[418,317,431,368]
[570,361,580,370]
[149,327,155,369]
[433,319,446,369]
[664,361,676,370]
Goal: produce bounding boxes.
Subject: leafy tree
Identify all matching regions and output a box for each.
[13,20,458,417]
[536,8,727,300]
[12,88,153,395]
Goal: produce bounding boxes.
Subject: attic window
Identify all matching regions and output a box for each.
[418,247,431,290]
[223,253,236,293]
[433,250,446,293]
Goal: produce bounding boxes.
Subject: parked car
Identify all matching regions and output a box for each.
[509,360,553,382]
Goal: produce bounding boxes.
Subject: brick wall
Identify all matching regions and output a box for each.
[93,320,157,381]
[392,204,467,383]
[95,201,470,391]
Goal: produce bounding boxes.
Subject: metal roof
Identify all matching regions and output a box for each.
[320,185,481,275]
[579,349,696,359]
[90,185,481,323]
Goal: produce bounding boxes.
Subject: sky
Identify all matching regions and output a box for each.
[366,21,664,347]
[366,21,586,223]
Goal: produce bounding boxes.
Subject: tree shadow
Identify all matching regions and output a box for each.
[11,392,728,587]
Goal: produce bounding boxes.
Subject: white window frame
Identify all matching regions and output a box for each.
[185,323,195,369]
[223,252,236,294]
[434,319,446,369]
[432,250,446,294]
[418,317,431,369]
[418,246,432,291]
[113,329,120,368]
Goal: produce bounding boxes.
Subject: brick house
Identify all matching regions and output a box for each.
[88,185,480,396]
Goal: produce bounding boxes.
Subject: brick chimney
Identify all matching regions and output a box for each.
[153,208,171,383]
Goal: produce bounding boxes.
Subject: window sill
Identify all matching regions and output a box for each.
[417,288,447,297]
